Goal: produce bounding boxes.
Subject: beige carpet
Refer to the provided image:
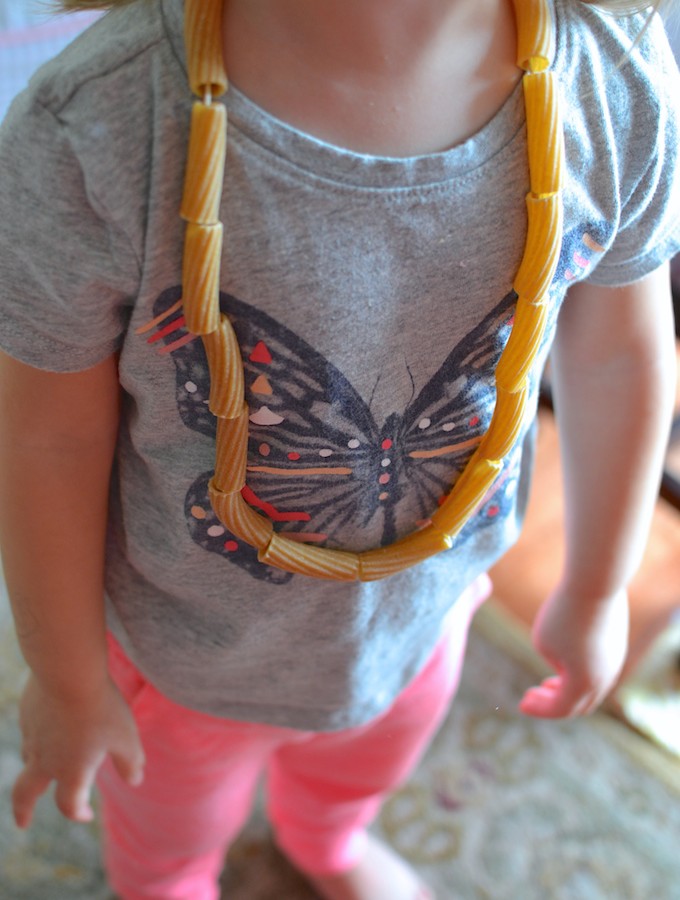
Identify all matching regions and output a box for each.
[1,594,679,900]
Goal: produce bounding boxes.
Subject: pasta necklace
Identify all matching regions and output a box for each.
[179,0,564,581]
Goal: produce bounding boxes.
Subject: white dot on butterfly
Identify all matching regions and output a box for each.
[381,458,391,468]
[348,438,360,449]
[319,449,333,458]
[442,422,455,432]
[207,525,225,537]
[185,381,198,393]
[418,418,431,430]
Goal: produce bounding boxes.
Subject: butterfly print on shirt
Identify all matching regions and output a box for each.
[142,286,519,582]
[140,222,609,583]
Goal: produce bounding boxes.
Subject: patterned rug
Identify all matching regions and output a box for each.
[1,591,679,900]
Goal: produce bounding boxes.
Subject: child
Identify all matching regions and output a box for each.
[0,0,678,897]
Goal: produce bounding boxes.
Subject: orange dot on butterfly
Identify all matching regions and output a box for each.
[224,540,239,552]
[382,439,393,450]
[252,374,273,395]
[191,505,207,519]
[379,473,390,485]
[379,492,389,501]
[288,452,301,461]
[259,443,271,457]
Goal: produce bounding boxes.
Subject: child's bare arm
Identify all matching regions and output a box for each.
[519,264,677,718]
[0,351,144,826]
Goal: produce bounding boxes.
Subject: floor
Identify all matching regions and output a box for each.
[490,399,680,680]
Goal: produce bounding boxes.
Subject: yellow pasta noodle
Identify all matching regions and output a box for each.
[208,482,274,549]
[523,72,564,197]
[202,315,245,420]
[184,0,228,97]
[182,222,222,334]
[358,527,452,582]
[512,0,554,71]
[477,385,529,461]
[180,102,227,225]
[213,406,249,494]
[494,297,549,394]
[258,534,361,581]
[431,457,503,536]
[513,194,563,301]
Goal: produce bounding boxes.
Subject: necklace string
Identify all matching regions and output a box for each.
[179,0,564,581]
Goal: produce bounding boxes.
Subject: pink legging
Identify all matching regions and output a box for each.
[97,575,491,900]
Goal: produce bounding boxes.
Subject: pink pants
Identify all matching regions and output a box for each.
[97,575,491,900]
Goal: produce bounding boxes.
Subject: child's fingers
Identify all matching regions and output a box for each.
[54,772,97,823]
[111,745,145,787]
[12,763,52,829]
[518,682,562,717]
[518,675,592,718]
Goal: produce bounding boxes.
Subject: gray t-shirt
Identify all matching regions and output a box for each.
[0,0,678,729]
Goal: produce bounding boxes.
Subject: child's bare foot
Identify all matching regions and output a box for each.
[305,834,433,900]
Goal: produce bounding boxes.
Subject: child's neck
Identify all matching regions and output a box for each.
[222,0,521,156]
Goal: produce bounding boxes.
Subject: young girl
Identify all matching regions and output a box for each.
[0,0,678,897]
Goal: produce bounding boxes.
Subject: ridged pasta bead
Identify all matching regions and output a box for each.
[183,222,222,334]
[185,0,228,97]
[258,534,361,581]
[208,482,274,549]
[513,194,563,301]
[181,102,227,225]
[213,405,249,493]
[358,527,452,582]
[512,0,554,71]
[431,457,503,537]
[523,72,564,197]
[477,385,529,461]
[494,297,549,394]
[202,315,245,419]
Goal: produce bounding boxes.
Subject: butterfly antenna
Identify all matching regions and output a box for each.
[368,372,382,411]
[404,358,417,404]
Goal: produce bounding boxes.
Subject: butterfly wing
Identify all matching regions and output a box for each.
[146,287,393,578]
[389,219,614,544]
[378,291,518,543]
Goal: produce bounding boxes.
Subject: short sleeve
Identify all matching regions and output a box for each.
[0,89,139,372]
[585,13,680,285]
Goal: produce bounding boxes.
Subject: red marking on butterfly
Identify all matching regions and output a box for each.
[250,341,272,364]
[147,315,186,343]
[241,485,311,523]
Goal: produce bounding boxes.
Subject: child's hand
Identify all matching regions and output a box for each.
[12,673,145,829]
[519,586,629,718]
